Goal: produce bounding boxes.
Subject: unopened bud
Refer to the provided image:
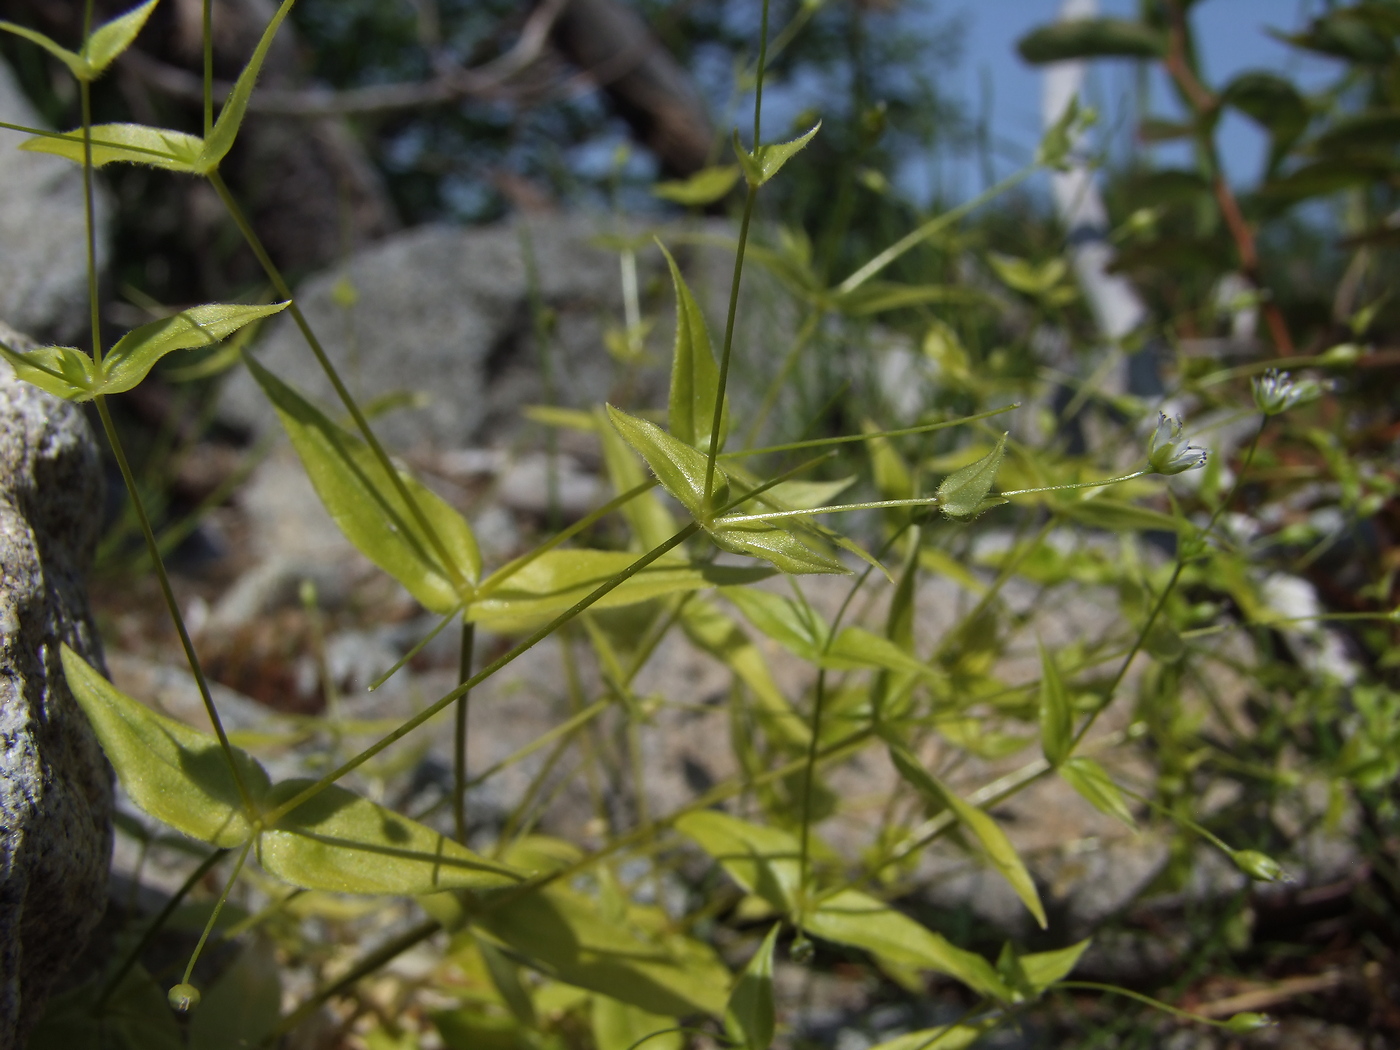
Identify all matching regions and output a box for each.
[168,983,201,1013]
[1222,1012,1274,1033]
[1231,849,1286,883]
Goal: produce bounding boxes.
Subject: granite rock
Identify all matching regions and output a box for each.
[0,321,113,1048]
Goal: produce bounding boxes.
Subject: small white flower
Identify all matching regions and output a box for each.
[1147,413,1208,476]
[1252,369,1324,416]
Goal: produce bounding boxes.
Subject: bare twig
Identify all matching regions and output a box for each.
[1192,970,1348,1019]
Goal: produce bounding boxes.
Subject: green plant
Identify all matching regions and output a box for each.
[2,1,1397,1049]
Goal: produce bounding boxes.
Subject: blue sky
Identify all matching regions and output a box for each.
[902,0,1341,203]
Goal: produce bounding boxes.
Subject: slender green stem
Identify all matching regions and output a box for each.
[704,182,758,505]
[180,837,254,987]
[719,496,942,524]
[752,0,771,146]
[453,620,475,844]
[1057,982,1266,1030]
[725,404,1019,459]
[96,847,230,1010]
[837,167,1033,295]
[94,398,258,816]
[369,603,463,692]
[203,0,215,137]
[207,170,469,597]
[999,471,1149,497]
[80,83,101,369]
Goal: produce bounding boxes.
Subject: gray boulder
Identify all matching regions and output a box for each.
[0,58,111,342]
[0,320,113,1048]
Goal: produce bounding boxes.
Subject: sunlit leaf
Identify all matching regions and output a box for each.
[675,811,801,913]
[722,586,826,659]
[102,302,289,396]
[887,744,1047,928]
[659,243,726,451]
[825,627,936,679]
[258,779,522,894]
[0,343,97,400]
[247,355,480,611]
[1038,643,1072,767]
[593,997,680,1050]
[867,1021,997,1050]
[82,0,159,77]
[22,122,204,171]
[748,121,821,185]
[596,406,676,550]
[199,0,296,170]
[1018,939,1090,992]
[805,890,1009,1000]
[1059,757,1135,828]
[61,645,267,847]
[607,404,723,519]
[937,434,1007,521]
[0,21,87,79]
[470,550,772,632]
[766,477,856,509]
[725,924,779,1050]
[1017,17,1165,63]
[473,886,730,1017]
[711,520,848,575]
[652,165,741,205]
[987,253,1068,296]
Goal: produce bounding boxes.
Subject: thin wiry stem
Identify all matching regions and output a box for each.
[453,620,474,844]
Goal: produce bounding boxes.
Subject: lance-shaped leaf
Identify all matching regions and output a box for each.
[199,0,296,170]
[101,302,288,396]
[0,21,89,80]
[675,811,801,913]
[1059,757,1135,828]
[1017,17,1165,63]
[868,1021,997,1050]
[742,122,822,186]
[82,0,159,77]
[607,404,723,519]
[61,646,268,847]
[723,587,827,659]
[247,356,479,612]
[804,890,1010,1000]
[887,744,1047,928]
[653,165,741,205]
[596,406,676,550]
[711,520,848,575]
[472,886,730,1017]
[257,780,522,895]
[0,343,97,400]
[725,924,779,1050]
[936,434,1008,521]
[1037,643,1072,767]
[593,997,680,1050]
[680,599,809,749]
[470,550,772,632]
[22,123,205,171]
[659,243,726,451]
[1018,939,1090,993]
[825,627,938,680]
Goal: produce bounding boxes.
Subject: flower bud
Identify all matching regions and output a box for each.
[1231,848,1286,883]
[1222,1012,1274,1033]
[1147,414,1207,476]
[168,983,201,1013]
[1251,369,1324,416]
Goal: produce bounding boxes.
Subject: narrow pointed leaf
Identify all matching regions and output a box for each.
[247,356,480,611]
[887,744,1047,928]
[593,997,680,1050]
[675,811,801,913]
[725,924,779,1050]
[22,122,204,171]
[470,550,772,632]
[659,243,725,450]
[937,434,1007,521]
[653,164,741,205]
[750,122,821,185]
[473,886,729,1016]
[102,302,288,395]
[596,406,676,550]
[868,1021,996,1050]
[200,0,296,170]
[0,21,87,79]
[1019,939,1090,992]
[825,627,937,679]
[61,645,268,847]
[1060,757,1135,828]
[804,890,1010,1000]
[0,343,97,400]
[82,0,160,76]
[711,520,848,575]
[258,780,521,894]
[765,477,857,509]
[607,404,722,519]
[1038,643,1072,767]
[722,587,825,659]
[680,599,809,749]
